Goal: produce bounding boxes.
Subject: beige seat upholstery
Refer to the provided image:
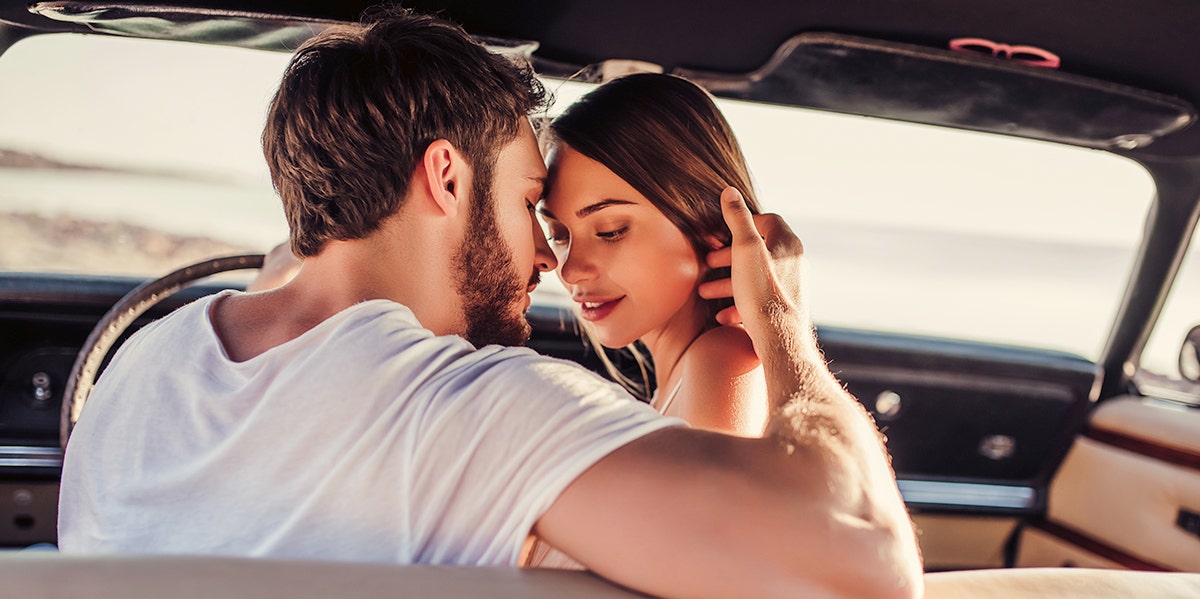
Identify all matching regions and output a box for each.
[924,567,1200,598]
[2,554,1199,597]
[0,554,640,598]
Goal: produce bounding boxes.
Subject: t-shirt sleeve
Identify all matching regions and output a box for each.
[405,349,681,566]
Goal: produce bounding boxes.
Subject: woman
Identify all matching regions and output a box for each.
[540,72,768,435]
[521,73,770,569]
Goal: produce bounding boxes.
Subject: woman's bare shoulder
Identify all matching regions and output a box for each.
[686,325,760,376]
[673,326,767,435]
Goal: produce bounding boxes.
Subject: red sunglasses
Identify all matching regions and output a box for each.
[949,37,1061,69]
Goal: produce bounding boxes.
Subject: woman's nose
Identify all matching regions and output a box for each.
[557,243,595,285]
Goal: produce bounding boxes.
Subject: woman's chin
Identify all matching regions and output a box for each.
[593,329,639,350]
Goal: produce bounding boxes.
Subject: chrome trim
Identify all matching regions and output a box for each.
[0,445,63,468]
[898,479,1036,510]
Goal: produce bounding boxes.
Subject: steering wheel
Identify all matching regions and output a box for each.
[60,254,265,450]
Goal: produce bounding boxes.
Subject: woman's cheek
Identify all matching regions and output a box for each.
[645,250,703,306]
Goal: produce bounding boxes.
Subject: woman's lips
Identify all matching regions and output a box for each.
[578,297,622,322]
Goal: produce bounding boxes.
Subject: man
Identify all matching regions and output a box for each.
[59,8,922,598]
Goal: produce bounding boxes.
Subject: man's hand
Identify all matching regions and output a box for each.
[699,186,806,326]
[700,186,830,393]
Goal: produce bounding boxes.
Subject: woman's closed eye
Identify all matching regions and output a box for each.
[547,226,628,244]
[596,226,628,241]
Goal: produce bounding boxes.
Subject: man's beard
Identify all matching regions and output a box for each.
[452,168,535,347]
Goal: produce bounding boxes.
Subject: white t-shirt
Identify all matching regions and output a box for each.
[58,291,679,565]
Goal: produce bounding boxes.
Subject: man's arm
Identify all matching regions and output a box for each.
[534,188,922,599]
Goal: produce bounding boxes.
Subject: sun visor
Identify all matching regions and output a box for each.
[27,2,538,58]
[675,32,1196,151]
[28,2,337,50]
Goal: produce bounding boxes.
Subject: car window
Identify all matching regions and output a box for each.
[0,34,1157,365]
[0,33,291,277]
[1135,232,1200,404]
[727,99,1154,364]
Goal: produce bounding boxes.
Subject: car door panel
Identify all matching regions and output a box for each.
[814,327,1099,570]
[818,327,1096,492]
[1016,396,1200,571]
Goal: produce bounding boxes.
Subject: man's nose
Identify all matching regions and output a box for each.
[532,219,558,272]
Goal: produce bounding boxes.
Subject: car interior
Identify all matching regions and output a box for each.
[1,0,1198,596]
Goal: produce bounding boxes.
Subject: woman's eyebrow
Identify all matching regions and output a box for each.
[576,199,638,218]
[538,198,637,221]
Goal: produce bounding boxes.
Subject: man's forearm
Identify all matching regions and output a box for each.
[760,323,872,448]
[704,191,921,597]
[753,311,922,598]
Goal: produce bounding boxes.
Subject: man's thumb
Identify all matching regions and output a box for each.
[721,187,757,243]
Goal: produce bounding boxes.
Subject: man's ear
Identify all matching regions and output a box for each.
[420,139,468,218]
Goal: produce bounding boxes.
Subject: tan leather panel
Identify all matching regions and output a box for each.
[1046,437,1200,571]
[1015,526,1123,569]
[1089,396,1200,455]
[912,514,1015,570]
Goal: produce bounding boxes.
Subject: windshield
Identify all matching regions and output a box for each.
[0,33,1157,362]
[0,34,291,275]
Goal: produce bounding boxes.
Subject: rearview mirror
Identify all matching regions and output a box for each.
[1181,325,1200,383]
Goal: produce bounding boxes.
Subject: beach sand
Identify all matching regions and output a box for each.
[0,211,253,277]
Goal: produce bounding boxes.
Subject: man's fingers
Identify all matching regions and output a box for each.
[705,246,732,269]
[697,278,733,300]
[714,305,742,327]
[720,187,760,245]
